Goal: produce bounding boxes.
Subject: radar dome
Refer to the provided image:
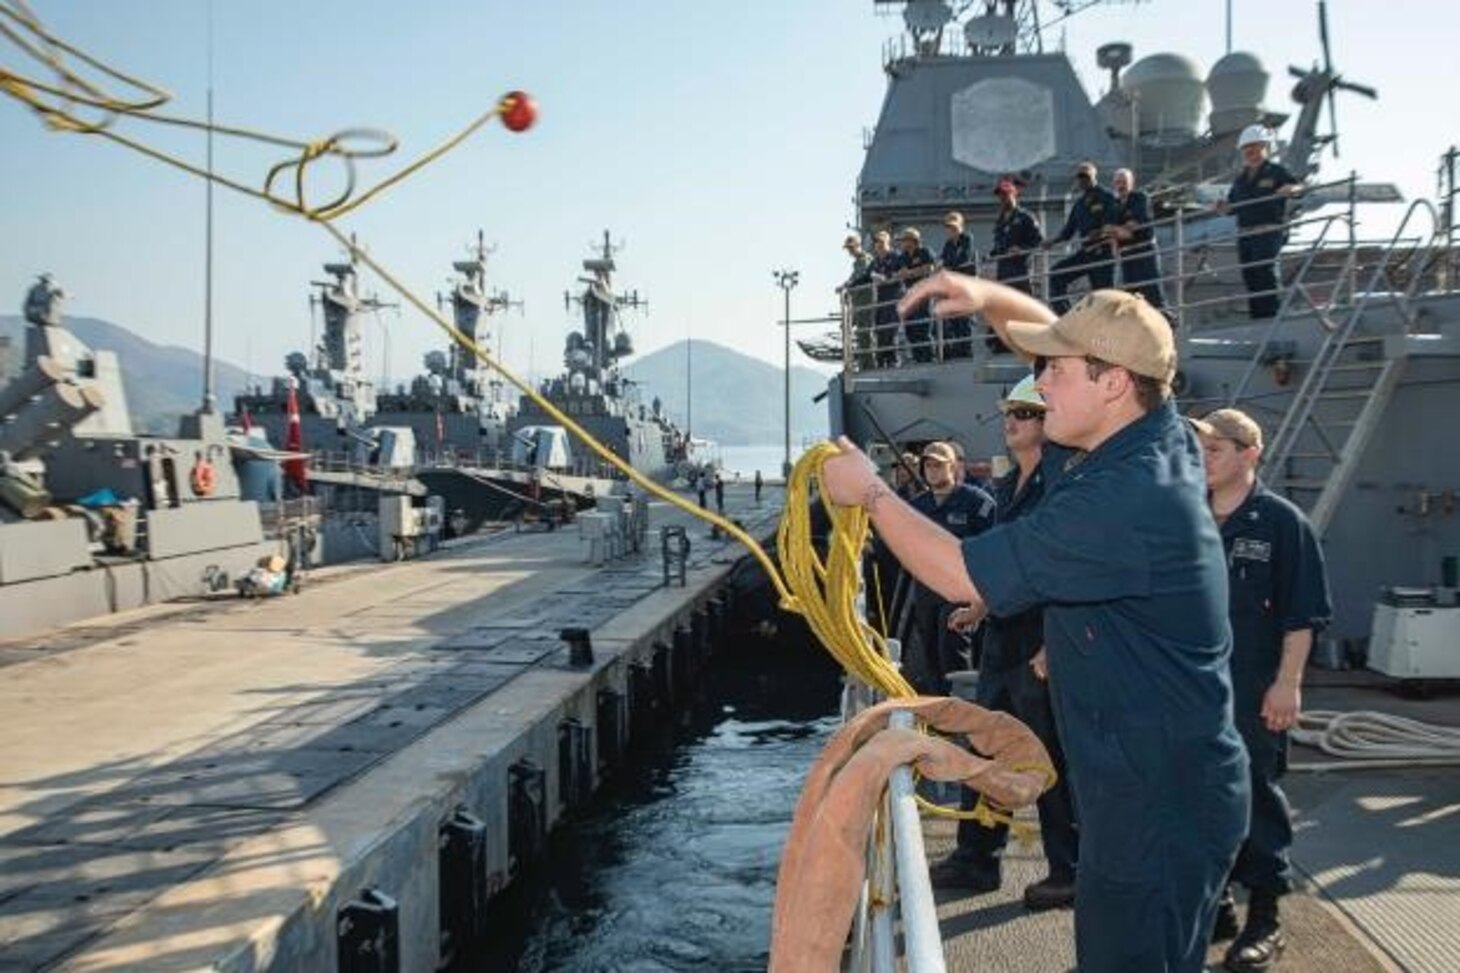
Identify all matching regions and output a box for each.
[904,0,953,34]
[1207,51,1269,136]
[1120,52,1205,143]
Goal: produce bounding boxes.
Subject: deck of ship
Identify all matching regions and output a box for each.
[0,483,784,971]
[930,671,1460,972]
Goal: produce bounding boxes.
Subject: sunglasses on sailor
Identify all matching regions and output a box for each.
[1006,407,1044,421]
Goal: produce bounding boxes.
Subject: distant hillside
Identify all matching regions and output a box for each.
[0,315,252,435]
[623,339,831,446]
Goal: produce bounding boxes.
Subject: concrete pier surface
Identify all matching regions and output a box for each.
[0,483,785,972]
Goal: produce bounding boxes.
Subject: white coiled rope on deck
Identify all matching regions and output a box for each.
[1290,710,1460,771]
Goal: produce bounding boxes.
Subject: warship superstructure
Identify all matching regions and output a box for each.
[510,230,683,479]
[233,244,390,463]
[828,0,1460,643]
[373,232,518,460]
[416,232,690,532]
[0,275,275,637]
[234,235,518,469]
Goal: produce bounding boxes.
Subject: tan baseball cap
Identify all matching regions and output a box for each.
[1003,290,1176,383]
[1191,408,1264,450]
[942,210,964,227]
[842,233,861,249]
[898,227,922,243]
[921,441,958,465]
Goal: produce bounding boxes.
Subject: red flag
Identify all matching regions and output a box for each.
[435,408,445,449]
[283,378,308,491]
[240,404,253,433]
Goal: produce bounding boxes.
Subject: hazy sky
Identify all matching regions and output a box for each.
[1,1,1454,401]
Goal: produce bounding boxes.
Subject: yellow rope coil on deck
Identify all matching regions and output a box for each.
[1,4,1052,826]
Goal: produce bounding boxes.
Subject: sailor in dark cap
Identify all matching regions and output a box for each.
[1045,161,1117,314]
[1195,407,1332,972]
[989,177,1043,293]
[988,177,1043,353]
[905,440,995,693]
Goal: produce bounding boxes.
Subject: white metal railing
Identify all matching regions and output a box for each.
[842,634,946,973]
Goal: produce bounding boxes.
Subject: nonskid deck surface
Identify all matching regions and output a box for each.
[933,672,1460,972]
[0,483,782,970]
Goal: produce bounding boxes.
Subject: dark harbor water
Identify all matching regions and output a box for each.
[473,625,841,972]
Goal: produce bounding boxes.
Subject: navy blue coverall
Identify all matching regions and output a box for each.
[1219,483,1331,898]
[989,206,1044,353]
[1227,160,1298,319]
[990,206,1044,293]
[961,403,1250,972]
[908,482,996,694]
[1048,187,1118,313]
[868,250,905,367]
[1116,189,1166,309]
[953,463,1079,885]
[939,232,978,358]
[899,245,938,362]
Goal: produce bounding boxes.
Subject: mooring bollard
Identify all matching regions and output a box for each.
[661,525,689,586]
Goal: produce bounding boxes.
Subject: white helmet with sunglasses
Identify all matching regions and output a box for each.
[999,374,1046,415]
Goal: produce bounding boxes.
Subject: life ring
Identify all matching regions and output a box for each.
[190,458,218,497]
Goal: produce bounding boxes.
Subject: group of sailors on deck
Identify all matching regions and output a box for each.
[838,126,1300,369]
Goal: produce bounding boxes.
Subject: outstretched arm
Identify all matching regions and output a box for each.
[896,272,1056,352]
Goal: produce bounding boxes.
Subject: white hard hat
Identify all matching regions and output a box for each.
[999,374,1045,411]
[1238,124,1271,149]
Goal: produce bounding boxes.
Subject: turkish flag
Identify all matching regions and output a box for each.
[283,380,308,491]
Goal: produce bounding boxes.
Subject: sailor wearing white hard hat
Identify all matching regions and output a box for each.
[1215,125,1304,319]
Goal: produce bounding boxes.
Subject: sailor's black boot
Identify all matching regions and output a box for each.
[1224,892,1285,971]
[1211,885,1240,944]
[1022,873,1076,911]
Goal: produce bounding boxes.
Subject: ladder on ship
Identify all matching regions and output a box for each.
[1227,200,1442,535]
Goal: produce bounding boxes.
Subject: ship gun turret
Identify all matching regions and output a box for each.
[0,276,106,470]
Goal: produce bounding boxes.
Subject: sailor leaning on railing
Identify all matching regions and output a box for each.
[822,274,1249,973]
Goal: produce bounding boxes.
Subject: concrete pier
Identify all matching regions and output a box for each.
[0,483,784,971]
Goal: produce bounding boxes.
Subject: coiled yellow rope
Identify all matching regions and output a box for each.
[2,4,1051,823]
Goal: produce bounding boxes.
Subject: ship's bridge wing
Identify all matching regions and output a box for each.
[858,54,1120,219]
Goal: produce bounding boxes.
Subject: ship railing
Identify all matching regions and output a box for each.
[841,637,946,973]
[837,172,1459,375]
[304,448,417,485]
[880,29,989,72]
[258,495,321,537]
[1252,197,1445,475]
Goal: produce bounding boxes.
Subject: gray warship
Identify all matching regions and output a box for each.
[416,231,690,533]
[233,234,515,472]
[0,275,276,638]
[826,0,1460,646]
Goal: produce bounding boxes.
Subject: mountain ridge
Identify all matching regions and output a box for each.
[622,338,829,446]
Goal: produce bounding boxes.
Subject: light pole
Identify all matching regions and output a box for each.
[773,268,799,479]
